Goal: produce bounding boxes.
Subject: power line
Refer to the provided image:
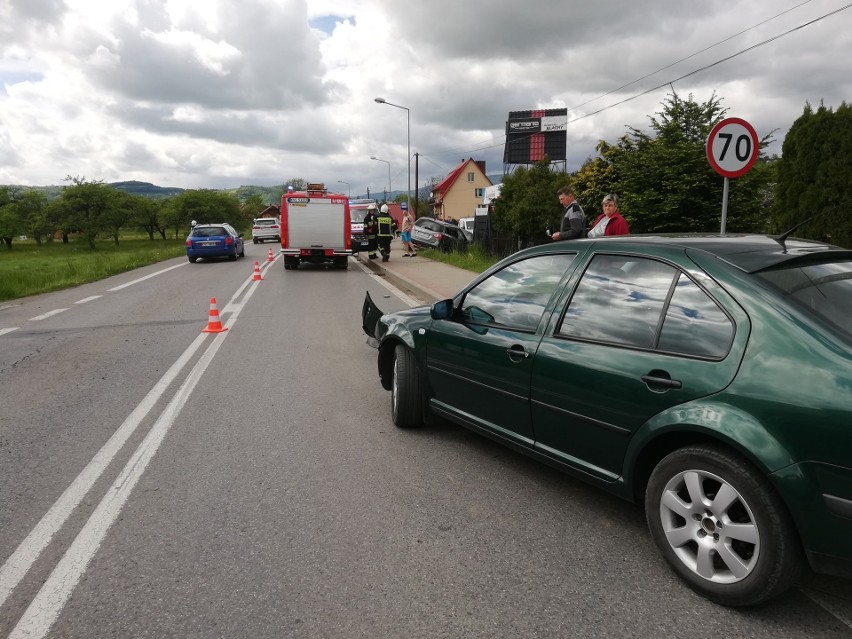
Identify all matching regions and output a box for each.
[568,0,817,113]
[424,1,850,160]
[570,2,852,124]
[568,4,852,124]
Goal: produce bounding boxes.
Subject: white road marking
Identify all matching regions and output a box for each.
[0,327,20,337]
[354,259,423,307]
[7,282,260,639]
[5,263,184,331]
[0,332,208,610]
[107,262,186,291]
[28,308,69,321]
[801,587,852,630]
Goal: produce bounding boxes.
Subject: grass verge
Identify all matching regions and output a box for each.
[0,238,187,302]
[414,242,499,274]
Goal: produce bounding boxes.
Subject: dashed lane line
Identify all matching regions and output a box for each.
[28,308,69,321]
[107,262,187,292]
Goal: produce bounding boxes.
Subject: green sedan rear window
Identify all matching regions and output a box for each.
[756,260,852,339]
[559,255,734,358]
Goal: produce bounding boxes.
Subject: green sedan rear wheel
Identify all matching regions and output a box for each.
[391,344,421,428]
[645,445,805,606]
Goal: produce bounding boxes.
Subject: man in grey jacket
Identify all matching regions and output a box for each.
[550,186,586,241]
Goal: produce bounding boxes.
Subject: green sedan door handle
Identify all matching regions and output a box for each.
[506,345,530,361]
[641,371,683,390]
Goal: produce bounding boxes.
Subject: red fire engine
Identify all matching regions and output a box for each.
[280,184,351,270]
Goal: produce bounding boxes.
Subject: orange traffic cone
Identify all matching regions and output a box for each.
[267,248,274,262]
[252,261,263,281]
[201,297,228,333]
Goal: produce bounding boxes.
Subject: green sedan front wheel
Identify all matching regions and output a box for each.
[645,445,804,606]
[391,344,422,428]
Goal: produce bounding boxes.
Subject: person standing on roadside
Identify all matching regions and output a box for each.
[401,207,417,257]
[550,186,586,241]
[364,203,379,259]
[588,193,630,238]
[377,204,397,262]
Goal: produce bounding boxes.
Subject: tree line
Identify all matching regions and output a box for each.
[492,92,852,250]
[0,178,307,250]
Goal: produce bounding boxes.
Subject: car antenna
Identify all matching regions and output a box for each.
[772,209,833,250]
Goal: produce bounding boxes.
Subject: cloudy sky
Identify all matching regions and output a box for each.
[1,0,850,197]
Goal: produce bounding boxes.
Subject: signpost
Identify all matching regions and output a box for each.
[706,117,759,233]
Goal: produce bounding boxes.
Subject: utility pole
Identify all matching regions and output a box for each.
[414,152,419,216]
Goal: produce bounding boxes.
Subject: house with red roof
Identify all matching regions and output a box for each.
[256,205,280,218]
[429,158,492,221]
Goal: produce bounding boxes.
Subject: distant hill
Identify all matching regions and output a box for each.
[0,181,184,201]
[5,179,511,204]
[109,181,184,198]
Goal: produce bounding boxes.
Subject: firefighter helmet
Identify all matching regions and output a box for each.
[380,204,389,213]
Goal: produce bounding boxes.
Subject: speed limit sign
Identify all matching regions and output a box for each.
[707,117,759,178]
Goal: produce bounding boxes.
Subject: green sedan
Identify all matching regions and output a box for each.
[362,234,852,607]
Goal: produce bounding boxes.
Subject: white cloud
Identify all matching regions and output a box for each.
[0,0,850,194]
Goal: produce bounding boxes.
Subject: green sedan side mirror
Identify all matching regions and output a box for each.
[430,299,453,320]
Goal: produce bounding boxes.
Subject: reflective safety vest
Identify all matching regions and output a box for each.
[377,214,395,237]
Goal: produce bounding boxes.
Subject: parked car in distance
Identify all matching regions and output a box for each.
[251,218,281,244]
[186,223,245,262]
[411,217,470,252]
[458,216,475,235]
[362,233,852,606]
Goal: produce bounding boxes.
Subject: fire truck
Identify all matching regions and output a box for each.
[280,183,352,270]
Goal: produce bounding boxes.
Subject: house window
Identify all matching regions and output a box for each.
[467,172,475,182]
[475,188,484,198]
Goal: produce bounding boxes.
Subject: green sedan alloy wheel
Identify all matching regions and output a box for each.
[646,445,805,606]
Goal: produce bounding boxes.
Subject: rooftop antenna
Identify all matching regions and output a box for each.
[773,209,833,250]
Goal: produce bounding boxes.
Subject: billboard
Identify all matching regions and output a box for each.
[503,108,567,164]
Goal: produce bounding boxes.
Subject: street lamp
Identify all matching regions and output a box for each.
[337,180,351,198]
[370,156,391,196]
[374,97,410,210]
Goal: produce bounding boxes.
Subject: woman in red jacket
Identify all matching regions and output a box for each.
[588,193,629,237]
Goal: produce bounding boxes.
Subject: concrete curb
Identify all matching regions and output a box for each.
[353,238,478,305]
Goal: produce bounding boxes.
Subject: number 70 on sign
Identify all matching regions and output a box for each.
[706,117,759,178]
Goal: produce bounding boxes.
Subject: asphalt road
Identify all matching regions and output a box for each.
[1,245,850,638]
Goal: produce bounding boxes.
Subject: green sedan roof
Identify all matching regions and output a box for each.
[544,234,852,273]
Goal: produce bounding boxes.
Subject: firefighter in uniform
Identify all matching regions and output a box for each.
[377,204,397,262]
[363,203,379,259]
